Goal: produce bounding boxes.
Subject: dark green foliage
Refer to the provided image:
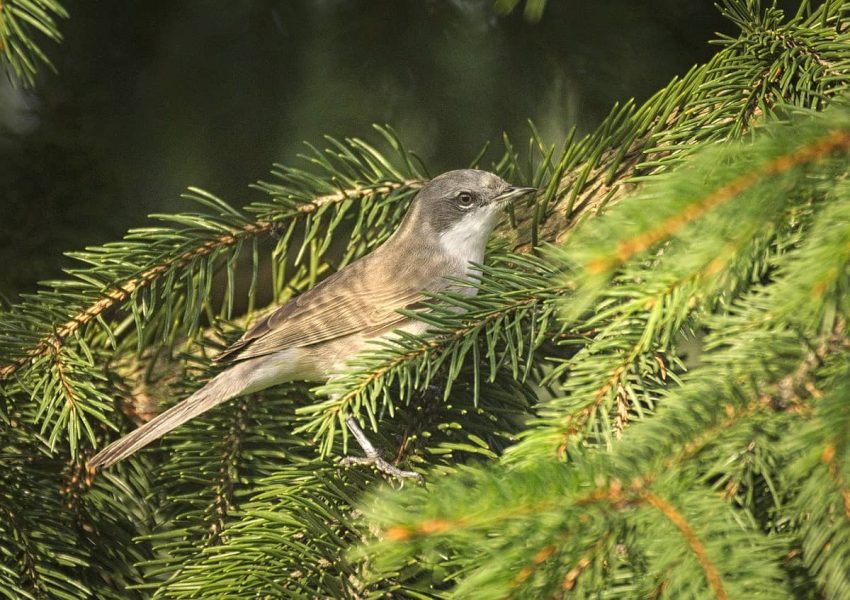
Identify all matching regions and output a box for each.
[3,1,850,598]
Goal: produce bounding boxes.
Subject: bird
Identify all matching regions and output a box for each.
[88,169,535,478]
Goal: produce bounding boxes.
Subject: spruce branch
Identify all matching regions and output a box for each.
[783,353,850,598]
[503,0,850,251]
[588,127,849,275]
[558,530,613,593]
[1,130,427,455]
[363,463,783,598]
[0,0,67,87]
[0,180,418,383]
[362,315,836,595]
[519,105,850,460]
[638,490,728,600]
[558,110,850,324]
[0,444,95,599]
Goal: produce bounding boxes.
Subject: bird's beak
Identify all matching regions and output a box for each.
[492,186,537,206]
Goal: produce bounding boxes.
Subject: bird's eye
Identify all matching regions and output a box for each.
[457,192,474,208]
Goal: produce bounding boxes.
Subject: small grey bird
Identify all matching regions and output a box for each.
[88,169,534,477]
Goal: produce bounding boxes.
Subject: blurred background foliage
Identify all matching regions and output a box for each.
[0,0,765,299]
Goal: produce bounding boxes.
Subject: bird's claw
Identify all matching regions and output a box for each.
[342,415,424,483]
[339,454,424,483]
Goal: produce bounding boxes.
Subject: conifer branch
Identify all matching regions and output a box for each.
[0,0,68,86]
[513,106,850,464]
[0,180,418,383]
[1,503,42,596]
[821,444,850,518]
[587,129,850,276]
[369,468,762,597]
[639,490,728,600]
[560,532,611,592]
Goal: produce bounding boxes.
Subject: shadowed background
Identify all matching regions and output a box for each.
[0,0,759,298]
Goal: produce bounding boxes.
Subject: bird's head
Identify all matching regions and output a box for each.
[401,169,535,254]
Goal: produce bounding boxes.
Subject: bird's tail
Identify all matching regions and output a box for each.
[88,366,250,469]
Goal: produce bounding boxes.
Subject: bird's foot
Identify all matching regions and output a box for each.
[341,416,424,483]
[339,454,424,482]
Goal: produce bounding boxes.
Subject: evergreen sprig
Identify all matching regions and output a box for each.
[0,0,67,87]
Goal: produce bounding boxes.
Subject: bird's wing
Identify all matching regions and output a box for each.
[214,258,441,363]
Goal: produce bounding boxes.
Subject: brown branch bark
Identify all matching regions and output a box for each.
[639,490,728,600]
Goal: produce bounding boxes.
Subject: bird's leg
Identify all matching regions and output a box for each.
[340,415,424,483]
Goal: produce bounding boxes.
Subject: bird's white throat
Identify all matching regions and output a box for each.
[437,206,501,268]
